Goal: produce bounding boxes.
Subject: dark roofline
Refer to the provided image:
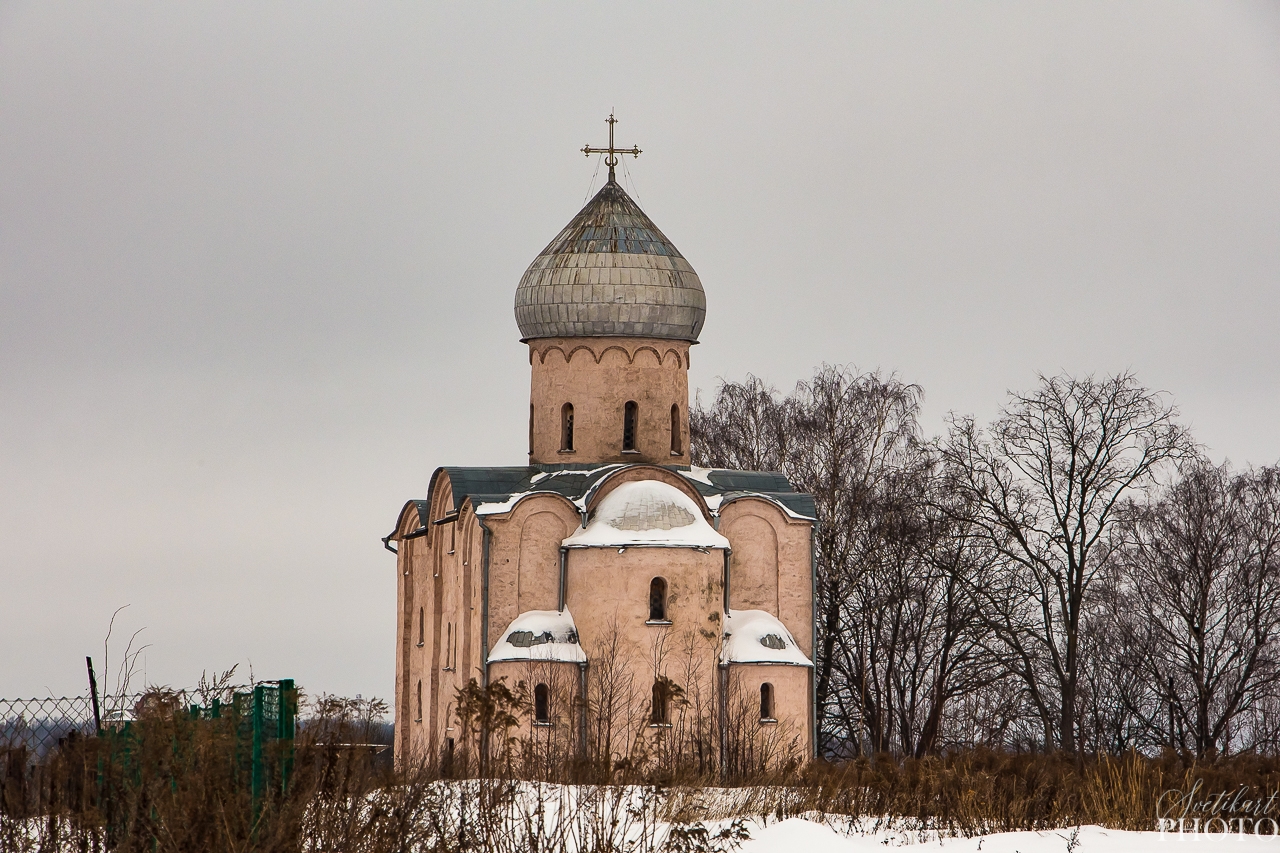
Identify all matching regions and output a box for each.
[411,463,813,522]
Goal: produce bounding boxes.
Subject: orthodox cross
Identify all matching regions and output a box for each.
[582,113,641,182]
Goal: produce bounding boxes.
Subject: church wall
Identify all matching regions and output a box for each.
[465,512,484,685]
[528,337,690,466]
[393,517,416,764]
[568,545,723,747]
[427,507,481,761]
[401,531,436,764]
[719,499,814,657]
[565,546,723,656]
[486,659,582,763]
[393,472,486,767]
[480,495,581,655]
[397,476,817,769]
[727,664,812,766]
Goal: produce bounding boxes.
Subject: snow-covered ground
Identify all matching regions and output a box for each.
[12,781,1277,852]
[738,821,1278,853]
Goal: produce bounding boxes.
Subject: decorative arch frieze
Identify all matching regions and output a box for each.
[531,338,691,367]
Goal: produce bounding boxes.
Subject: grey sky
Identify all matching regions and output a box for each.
[2,2,1278,702]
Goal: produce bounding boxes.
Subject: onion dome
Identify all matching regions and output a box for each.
[515,180,706,342]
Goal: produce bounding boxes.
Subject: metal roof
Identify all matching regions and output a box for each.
[407,464,815,528]
[514,180,706,342]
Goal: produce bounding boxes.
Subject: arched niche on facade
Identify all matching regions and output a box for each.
[518,510,567,612]
[475,492,578,653]
[723,511,780,612]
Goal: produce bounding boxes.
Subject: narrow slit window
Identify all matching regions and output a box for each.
[650,681,670,725]
[670,404,681,454]
[760,683,774,721]
[415,680,423,722]
[417,606,424,647]
[561,403,575,452]
[534,683,550,724]
[649,577,668,622]
[529,404,534,455]
[623,401,638,451]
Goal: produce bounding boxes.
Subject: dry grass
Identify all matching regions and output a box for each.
[3,691,1279,852]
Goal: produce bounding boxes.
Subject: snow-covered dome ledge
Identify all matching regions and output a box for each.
[722,610,813,666]
[488,609,586,664]
[563,480,730,549]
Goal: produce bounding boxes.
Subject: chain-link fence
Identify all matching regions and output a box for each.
[0,696,95,758]
[0,692,190,759]
[1,685,394,768]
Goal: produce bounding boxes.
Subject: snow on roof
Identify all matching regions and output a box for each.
[682,466,716,485]
[487,609,587,664]
[722,610,812,666]
[562,480,730,549]
[532,464,626,485]
[474,491,533,516]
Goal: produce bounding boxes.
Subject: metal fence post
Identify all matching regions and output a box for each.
[278,679,296,794]
[251,684,265,817]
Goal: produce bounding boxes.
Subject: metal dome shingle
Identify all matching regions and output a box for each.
[515,180,706,342]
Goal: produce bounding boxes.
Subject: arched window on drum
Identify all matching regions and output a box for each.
[622,401,638,451]
[561,403,575,452]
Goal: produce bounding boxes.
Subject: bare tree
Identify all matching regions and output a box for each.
[693,366,1004,756]
[940,372,1193,754]
[690,375,787,473]
[1106,462,1280,757]
[909,478,1006,756]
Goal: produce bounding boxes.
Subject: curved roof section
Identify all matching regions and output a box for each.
[488,609,586,664]
[563,480,730,549]
[722,610,813,666]
[514,180,706,342]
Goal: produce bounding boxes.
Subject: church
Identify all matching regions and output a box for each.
[385,120,816,773]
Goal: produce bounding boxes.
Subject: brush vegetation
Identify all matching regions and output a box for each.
[3,686,1279,852]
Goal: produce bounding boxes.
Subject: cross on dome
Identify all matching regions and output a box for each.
[582,113,641,182]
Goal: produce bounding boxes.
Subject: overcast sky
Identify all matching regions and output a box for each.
[2,2,1278,703]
